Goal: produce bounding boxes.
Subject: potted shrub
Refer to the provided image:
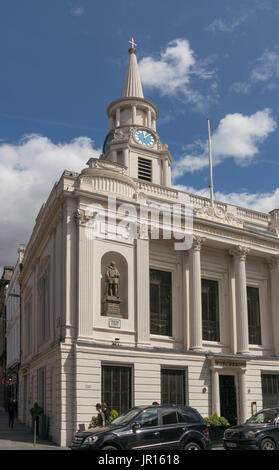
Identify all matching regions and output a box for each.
[204,413,230,444]
[109,409,118,422]
[30,402,43,445]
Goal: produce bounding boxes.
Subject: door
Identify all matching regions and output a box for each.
[124,408,162,450]
[219,375,237,426]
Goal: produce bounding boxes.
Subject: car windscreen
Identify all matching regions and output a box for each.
[110,408,142,426]
[246,410,278,424]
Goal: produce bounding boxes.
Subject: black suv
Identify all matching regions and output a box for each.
[223,408,279,450]
[71,405,212,450]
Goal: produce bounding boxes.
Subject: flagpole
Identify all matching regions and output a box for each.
[207,118,214,208]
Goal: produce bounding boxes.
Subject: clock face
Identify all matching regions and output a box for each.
[134,129,156,147]
[103,132,113,154]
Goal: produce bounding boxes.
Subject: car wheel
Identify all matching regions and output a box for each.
[101,445,117,450]
[184,441,202,450]
[260,438,277,450]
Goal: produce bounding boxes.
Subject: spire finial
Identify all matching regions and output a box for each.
[128,37,137,54]
[123,37,144,98]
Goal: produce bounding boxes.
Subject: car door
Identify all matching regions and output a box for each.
[156,408,186,450]
[124,408,162,450]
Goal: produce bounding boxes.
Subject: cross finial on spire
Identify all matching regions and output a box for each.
[128,37,137,51]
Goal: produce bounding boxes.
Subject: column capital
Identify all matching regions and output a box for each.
[229,245,250,261]
[192,235,206,251]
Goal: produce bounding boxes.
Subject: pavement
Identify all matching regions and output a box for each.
[0,409,68,450]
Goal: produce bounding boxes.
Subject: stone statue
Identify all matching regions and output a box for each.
[105,261,120,299]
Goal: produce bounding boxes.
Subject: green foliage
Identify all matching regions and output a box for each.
[109,409,118,422]
[89,416,98,428]
[30,402,44,417]
[204,412,230,427]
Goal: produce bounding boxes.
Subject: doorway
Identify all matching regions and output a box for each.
[219,375,237,426]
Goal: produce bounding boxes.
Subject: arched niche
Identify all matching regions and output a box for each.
[101,251,128,318]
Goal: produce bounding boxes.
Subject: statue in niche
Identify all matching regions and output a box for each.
[103,261,121,317]
[105,261,120,298]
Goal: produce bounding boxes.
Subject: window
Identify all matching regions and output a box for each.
[202,279,220,342]
[102,365,132,415]
[136,409,158,428]
[25,300,32,354]
[150,269,172,336]
[38,368,45,412]
[247,286,262,345]
[39,268,50,342]
[178,408,201,423]
[161,409,178,425]
[262,374,279,408]
[161,369,186,406]
[138,157,152,182]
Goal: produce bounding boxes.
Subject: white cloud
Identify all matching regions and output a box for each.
[250,48,279,84]
[172,109,277,180]
[138,39,217,111]
[174,183,279,214]
[71,7,84,16]
[0,134,101,267]
[232,47,279,94]
[206,16,246,33]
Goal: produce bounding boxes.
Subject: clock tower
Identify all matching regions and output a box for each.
[100,42,173,187]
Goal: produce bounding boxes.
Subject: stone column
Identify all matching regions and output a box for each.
[147,109,151,128]
[132,105,136,124]
[210,367,220,416]
[123,148,129,168]
[116,108,120,127]
[230,246,250,354]
[136,238,150,345]
[238,370,247,423]
[267,256,279,356]
[162,158,169,187]
[110,150,117,162]
[190,236,205,350]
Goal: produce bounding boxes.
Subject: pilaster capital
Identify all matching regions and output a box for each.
[192,235,206,252]
[266,255,279,271]
[229,245,250,261]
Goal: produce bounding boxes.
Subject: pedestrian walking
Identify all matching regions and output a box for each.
[96,403,105,427]
[8,398,17,429]
[101,402,110,425]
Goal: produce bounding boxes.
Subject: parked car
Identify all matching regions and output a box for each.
[71,404,212,450]
[223,407,279,450]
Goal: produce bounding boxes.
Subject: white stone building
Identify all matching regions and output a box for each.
[18,45,279,447]
[6,246,25,401]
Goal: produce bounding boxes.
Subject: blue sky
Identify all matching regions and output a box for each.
[1,0,279,266]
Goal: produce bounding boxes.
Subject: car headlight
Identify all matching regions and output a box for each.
[84,435,98,444]
[243,430,256,439]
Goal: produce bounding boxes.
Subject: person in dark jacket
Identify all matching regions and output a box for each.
[8,398,17,429]
[96,403,105,427]
[101,403,110,425]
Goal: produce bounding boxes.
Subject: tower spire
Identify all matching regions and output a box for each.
[123,38,144,99]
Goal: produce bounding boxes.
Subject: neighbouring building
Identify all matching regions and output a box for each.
[0,266,14,410]
[6,245,25,404]
[18,44,279,447]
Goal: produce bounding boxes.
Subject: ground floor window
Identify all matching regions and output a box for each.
[150,269,172,336]
[161,368,187,406]
[262,374,279,408]
[102,365,132,415]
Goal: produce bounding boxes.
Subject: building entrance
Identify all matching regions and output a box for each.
[219,375,237,426]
